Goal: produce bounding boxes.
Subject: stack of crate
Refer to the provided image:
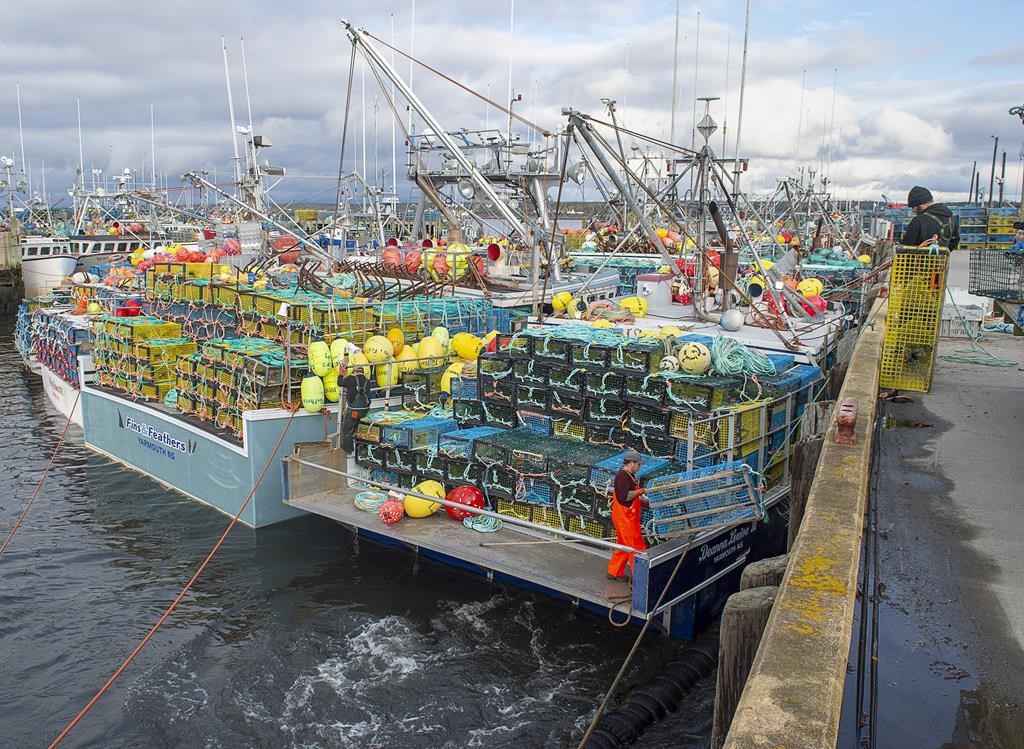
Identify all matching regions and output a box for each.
[93,315,189,401]
[987,207,1017,249]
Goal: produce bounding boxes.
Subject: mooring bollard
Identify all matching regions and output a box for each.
[711,586,779,749]
[739,554,789,590]
[835,397,859,445]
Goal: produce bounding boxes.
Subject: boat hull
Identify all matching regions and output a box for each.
[80,386,338,527]
[41,366,83,427]
[22,256,77,298]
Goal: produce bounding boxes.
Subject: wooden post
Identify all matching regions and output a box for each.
[711,586,778,749]
[788,436,824,551]
[740,554,789,590]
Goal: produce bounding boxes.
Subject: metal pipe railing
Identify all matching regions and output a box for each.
[285,455,640,553]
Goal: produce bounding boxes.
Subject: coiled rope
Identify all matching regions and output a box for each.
[463,515,503,533]
[710,335,778,377]
[354,491,388,512]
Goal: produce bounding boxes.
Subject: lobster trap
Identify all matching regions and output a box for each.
[623,374,668,406]
[880,247,948,392]
[968,248,1024,301]
[402,366,447,407]
[585,371,625,398]
[515,384,549,411]
[453,399,485,427]
[481,401,517,428]
[569,340,612,370]
[627,403,673,437]
[437,425,505,458]
[512,359,550,386]
[531,333,572,365]
[548,365,586,397]
[663,373,747,411]
[517,410,554,436]
[590,452,670,494]
[413,450,447,480]
[550,392,585,419]
[479,373,517,404]
[610,338,663,374]
[381,415,459,451]
[644,461,763,538]
[585,398,626,428]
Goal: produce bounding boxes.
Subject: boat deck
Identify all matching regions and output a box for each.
[286,484,640,615]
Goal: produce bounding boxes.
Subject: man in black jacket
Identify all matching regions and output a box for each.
[902,186,959,250]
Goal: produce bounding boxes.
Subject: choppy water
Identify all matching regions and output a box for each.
[0,319,713,748]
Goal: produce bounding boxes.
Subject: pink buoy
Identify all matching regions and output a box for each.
[379,499,405,525]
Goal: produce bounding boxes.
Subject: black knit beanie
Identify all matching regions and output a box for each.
[907,186,932,207]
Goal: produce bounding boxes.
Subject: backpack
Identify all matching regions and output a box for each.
[925,208,957,247]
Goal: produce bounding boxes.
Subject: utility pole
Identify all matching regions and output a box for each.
[998,150,1006,204]
[988,135,998,208]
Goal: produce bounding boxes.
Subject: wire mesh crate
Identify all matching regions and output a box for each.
[880,246,948,392]
[480,373,517,404]
[586,424,631,449]
[623,374,668,406]
[481,401,517,429]
[382,446,417,474]
[610,338,663,374]
[478,352,514,377]
[551,417,587,442]
[553,485,603,518]
[504,331,533,359]
[548,365,586,397]
[645,461,763,538]
[585,398,626,427]
[354,440,385,468]
[628,432,676,461]
[381,416,459,451]
[413,450,447,480]
[627,403,673,437]
[402,366,447,407]
[512,359,550,386]
[453,399,485,427]
[663,373,747,411]
[531,333,572,365]
[585,371,625,398]
[514,384,549,411]
[438,426,505,458]
[969,249,1024,301]
[473,431,549,475]
[446,457,484,485]
[569,340,612,370]
[450,375,479,400]
[550,392,584,419]
[517,410,554,436]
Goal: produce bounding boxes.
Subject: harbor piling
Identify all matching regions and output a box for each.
[739,554,788,590]
[711,586,778,749]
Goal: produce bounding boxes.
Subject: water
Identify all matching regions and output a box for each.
[0,320,713,748]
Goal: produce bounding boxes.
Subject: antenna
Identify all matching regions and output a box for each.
[221,36,242,187]
[150,104,156,190]
[240,37,255,136]
[732,0,751,197]
[16,83,28,195]
[408,0,416,135]
[507,0,515,150]
[669,0,680,144]
[390,13,397,207]
[795,69,805,164]
[690,10,700,150]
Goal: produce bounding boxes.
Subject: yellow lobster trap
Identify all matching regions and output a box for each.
[879,247,948,392]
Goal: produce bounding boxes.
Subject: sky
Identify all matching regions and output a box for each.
[2,0,1023,208]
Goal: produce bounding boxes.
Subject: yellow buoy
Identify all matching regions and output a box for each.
[375,362,400,388]
[386,327,406,356]
[396,347,418,373]
[405,480,445,517]
[348,352,371,377]
[450,332,483,361]
[301,373,325,413]
[440,360,466,395]
[659,325,684,339]
[330,338,351,369]
[797,278,825,298]
[591,319,614,329]
[86,302,102,315]
[308,340,333,377]
[417,335,446,368]
[552,291,573,312]
[619,296,648,318]
[431,326,450,349]
[363,335,394,363]
[858,254,872,264]
[323,369,340,402]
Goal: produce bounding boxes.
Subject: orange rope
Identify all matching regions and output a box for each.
[48,407,299,747]
[0,390,81,556]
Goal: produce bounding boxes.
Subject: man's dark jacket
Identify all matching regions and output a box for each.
[902,204,959,250]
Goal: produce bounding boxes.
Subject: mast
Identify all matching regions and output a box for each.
[690,10,700,150]
[390,13,397,217]
[507,0,515,161]
[16,83,28,196]
[150,104,157,191]
[732,0,751,198]
[76,98,85,218]
[221,37,243,189]
[669,0,680,144]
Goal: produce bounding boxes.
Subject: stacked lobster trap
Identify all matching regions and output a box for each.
[355,325,825,542]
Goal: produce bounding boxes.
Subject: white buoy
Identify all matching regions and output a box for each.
[720,308,745,332]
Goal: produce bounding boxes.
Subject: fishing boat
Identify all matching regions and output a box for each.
[20,237,77,298]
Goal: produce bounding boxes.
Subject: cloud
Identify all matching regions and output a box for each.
[969,42,1024,67]
[0,0,1022,207]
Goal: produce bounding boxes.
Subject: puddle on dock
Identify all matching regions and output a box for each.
[882,415,932,429]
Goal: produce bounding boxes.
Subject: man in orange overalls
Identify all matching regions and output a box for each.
[607,451,648,581]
